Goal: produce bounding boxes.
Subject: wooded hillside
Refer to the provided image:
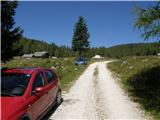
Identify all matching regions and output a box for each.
[18,37,160,58]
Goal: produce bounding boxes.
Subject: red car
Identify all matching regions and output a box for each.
[1,68,62,120]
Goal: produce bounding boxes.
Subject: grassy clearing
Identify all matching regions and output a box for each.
[3,57,89,91]
[108,56,160,120]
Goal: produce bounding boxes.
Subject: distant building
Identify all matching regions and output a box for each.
[92,55,101,59]
[33,51,49,58]
[22,54,35,58]
[22,51,49,59]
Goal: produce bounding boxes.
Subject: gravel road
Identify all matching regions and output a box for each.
[50,61,148,120]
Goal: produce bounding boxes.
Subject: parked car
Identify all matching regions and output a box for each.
[1,68,62,120]
[75,58,87,65]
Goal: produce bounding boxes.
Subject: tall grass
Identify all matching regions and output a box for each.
[108,56,160,120]
[3,57,89,91]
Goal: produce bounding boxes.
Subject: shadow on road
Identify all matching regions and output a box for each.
[41,98,64,120]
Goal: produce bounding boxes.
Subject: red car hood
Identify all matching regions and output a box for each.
[1,97,25,119]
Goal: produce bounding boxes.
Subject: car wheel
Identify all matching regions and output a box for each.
[56,90,62,105]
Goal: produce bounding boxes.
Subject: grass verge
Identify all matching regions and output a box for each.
[2,57,89,91]
[107,56,160,120]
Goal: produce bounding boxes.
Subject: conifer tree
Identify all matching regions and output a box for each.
[1,1,23,62]
[72,16,90,57]
[134,2,160,41]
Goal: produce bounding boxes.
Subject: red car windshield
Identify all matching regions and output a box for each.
[1,72,31,96]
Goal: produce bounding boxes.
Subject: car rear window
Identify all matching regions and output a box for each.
[1,72,31,96]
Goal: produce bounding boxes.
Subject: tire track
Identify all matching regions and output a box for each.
[92,65,108,119]
[50,61,149,120]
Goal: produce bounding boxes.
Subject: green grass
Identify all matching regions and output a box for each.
[3,57,89,91]
[108,56,160,120]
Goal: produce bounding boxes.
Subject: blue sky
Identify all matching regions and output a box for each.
[15,1,156,48]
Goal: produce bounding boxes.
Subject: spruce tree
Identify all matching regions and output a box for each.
[134,2,160,41]
[72,16,90,57]
[1,1,23,62]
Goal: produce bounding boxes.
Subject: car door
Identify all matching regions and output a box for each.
[45,70,58,105]
[27,71,50,119]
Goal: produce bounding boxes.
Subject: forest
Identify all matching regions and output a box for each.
[17,37,160,59]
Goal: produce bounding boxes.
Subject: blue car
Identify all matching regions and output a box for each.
[75,58,87,65]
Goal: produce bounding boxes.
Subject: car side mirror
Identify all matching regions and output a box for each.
[34,87,45,96]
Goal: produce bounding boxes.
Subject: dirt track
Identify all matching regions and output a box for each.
[50,62,148,120]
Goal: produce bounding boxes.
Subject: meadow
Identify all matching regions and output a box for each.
[108,56,160,119]
[2,57,111,91]
[3,57,89,91]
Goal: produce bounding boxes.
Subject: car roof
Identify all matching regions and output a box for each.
[1,68,47,74]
